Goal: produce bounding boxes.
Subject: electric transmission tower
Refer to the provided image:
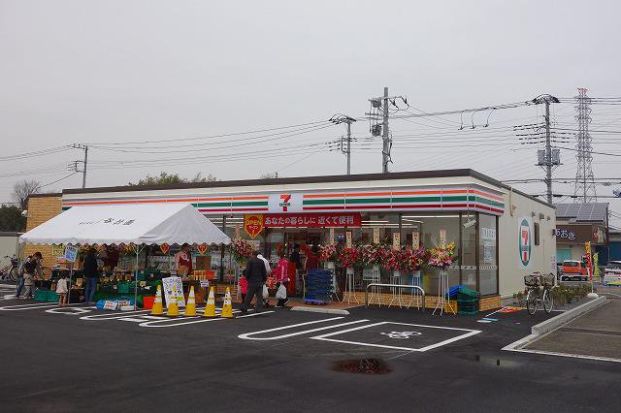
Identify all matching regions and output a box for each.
[573,88,597,203]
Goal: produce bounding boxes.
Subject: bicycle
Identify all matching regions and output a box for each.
[0,256,20,282]
[524,272,556,315]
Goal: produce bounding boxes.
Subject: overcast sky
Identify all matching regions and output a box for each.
[1,0,620,223]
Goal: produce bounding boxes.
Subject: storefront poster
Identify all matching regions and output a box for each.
[243,214,264,238]
[64,245,78,263]
[51,244,65,258]
[162,276,186,308]
[483,240,493,264]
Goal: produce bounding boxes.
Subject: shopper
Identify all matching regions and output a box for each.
[175,243,193,277]
[257,253,272,276]
[82,247,100,305]
[20,252,42,299]
[239,271,248,302]
[240,251,267,314]
[56,272,69,307]
[274,254,290,284]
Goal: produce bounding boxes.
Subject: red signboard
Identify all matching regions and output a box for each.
[263,213,361,228]
[244,214,265,238]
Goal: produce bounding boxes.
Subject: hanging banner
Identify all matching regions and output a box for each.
[373,228,380,244]
[346,231,352,248]
[197,243,208,255]
[243,214,264,239]
[585,241,593,280]
[160,243,170,255]
[412,231,420,249]
[161,276,186,308]
[392,233,401,250]
[329,228,335,245]
[263,213,361,228]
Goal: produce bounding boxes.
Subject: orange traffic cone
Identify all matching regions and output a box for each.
[203,286,216,317]
[221,287,233,319]
[151,284,163,315]
[184,286,197,316]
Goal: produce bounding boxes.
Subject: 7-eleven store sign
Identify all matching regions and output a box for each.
[269,193,303,213]
[518,217,532,268]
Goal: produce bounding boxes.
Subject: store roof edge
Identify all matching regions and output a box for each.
[61,169,551,208]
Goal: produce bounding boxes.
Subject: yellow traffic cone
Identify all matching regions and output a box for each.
[184,286,197,316]
[203,286,216,317]
[151,284,163,315]
[221,287,234,319]
[167,288,179,317]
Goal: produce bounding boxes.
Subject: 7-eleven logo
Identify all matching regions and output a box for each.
[279,194,292,212]
[519,218,531,267]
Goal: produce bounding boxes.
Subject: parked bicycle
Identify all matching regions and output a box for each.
[524,272,556,315]
[0,255,20,282]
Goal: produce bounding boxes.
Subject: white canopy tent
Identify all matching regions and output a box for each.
[19,203,231,308]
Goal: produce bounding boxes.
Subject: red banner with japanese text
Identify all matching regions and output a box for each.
[263,213,361,228]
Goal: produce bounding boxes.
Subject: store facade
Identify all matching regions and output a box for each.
[50,169,556,303]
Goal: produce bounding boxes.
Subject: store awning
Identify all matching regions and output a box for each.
[19,203,231,246]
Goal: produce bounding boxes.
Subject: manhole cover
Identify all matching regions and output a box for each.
[332,358,391,375]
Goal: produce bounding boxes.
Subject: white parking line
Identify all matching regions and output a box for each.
[238,317,369,341]
[139,310,274,328]
[311,322,482,352]
[0,302,85,311]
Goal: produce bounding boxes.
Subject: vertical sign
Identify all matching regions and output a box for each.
[439,229,447,247]
[392,232,401,250]
[372,228,380,244]
[346,231,352,248]
[412,231,420,249]
[518,217,532,268]
[329,228,335,245]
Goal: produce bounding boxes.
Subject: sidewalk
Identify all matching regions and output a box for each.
[525,287,621,360]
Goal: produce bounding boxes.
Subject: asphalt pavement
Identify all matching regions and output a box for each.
[0,300,620,413]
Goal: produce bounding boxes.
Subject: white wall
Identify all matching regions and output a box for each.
[0,234,20,260]
[498,192,556,298]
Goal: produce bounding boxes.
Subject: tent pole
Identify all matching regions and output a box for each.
[134,248,140,310]
[67,261,74,305]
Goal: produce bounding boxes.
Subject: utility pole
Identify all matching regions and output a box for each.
[69,144,88,188]
[366,87,408,173]
[329,115,357,175]
[382,87,390,173]
[529,95,560,205]
[544,99,552,205]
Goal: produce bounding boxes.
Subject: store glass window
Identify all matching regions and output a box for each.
[460,212,477,290]
[402,214,460,290]
[478,213,498,295]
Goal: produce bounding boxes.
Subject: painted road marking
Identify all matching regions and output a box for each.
[45,307,95,315]
[139,310,274,328]
[0,302,86,311]
[238,317,369,341]
[504,347,621,364]
[311,322,482,352]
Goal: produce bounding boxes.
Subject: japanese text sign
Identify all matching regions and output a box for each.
[262,213,361,228]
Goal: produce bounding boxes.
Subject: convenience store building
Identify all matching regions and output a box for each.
[28,169,556,307]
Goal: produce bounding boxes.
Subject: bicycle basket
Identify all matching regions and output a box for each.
[541,274,555,287]
[524,274,541,287]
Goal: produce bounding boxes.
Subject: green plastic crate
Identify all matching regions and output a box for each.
[34,289,47,302]
[458,287,479,298]
[47,291,59,302]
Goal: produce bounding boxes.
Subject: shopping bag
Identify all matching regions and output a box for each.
[276,284,287,300]
[262,284,269,299]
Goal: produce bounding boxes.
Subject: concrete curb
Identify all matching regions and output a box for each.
[532,296,607,336]
[291,306,350,315]
[503,296,608,351]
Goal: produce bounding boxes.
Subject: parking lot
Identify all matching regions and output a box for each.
[1,299,621,412]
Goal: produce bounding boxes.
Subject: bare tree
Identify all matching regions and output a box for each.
[13,179,41,210]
